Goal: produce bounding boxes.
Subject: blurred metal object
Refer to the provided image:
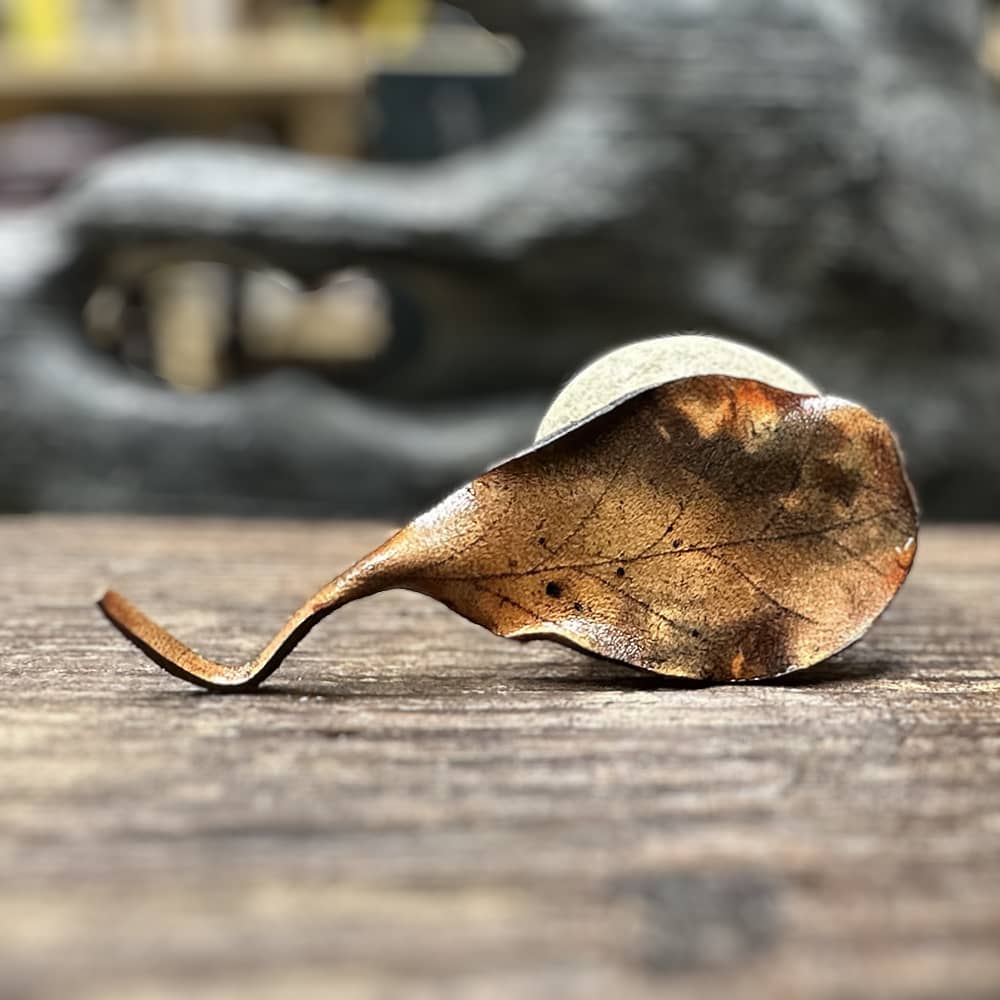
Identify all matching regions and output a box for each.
[82,250,392,391]
[242,270,392,368]
[3,0,1000,517]
[0,25,367,156]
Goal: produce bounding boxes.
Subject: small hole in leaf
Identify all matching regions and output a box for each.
[545,581,562,598]
[691,629,700,638]
[573,601,583,612]
[672,539,682,549]
[616,567,625,578]
[538,537,546,546]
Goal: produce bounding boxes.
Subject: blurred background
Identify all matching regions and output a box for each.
[0,0,998,520]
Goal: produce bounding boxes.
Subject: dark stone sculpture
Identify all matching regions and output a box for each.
[1,0,998,517]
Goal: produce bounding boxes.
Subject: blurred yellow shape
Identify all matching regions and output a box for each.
[8,0,76,58]
[362,0,431,50]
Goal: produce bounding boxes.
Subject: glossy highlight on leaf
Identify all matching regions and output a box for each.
[99,375,918,689]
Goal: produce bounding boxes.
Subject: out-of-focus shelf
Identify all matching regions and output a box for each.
[0,26,519,156]
[0,35,364,98]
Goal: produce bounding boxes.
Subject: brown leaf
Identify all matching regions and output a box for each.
[100,375,918,689]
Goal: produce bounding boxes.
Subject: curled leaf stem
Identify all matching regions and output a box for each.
[98,584,346,691]
[98,536,409,690]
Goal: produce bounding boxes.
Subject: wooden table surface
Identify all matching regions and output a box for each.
[2,517,998,1000]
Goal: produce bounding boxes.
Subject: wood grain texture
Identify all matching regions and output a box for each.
[1,517,998,1000]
